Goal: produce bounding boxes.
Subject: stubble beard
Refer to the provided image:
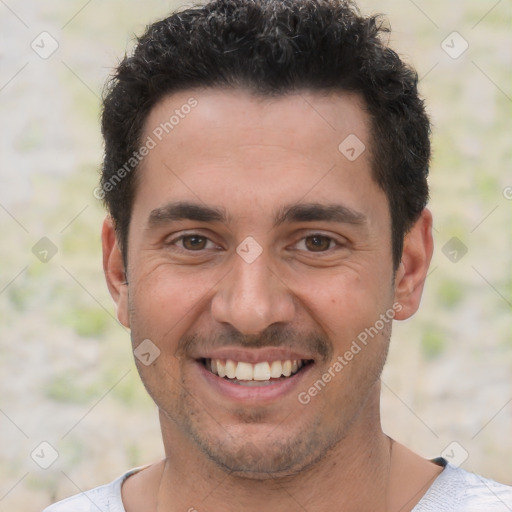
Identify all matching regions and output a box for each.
[129,296,392,480]
[154,326,391,480]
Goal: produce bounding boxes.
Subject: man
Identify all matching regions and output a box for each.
[45,0,512,510]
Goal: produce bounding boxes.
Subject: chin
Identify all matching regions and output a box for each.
[204,444,313,479]
[185,416,344,480]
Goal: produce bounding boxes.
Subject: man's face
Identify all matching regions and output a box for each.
[106,89,417,477]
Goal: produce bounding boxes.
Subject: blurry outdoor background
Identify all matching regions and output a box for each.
[0,0,511,509]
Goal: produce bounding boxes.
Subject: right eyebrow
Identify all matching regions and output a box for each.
[146,201,230,229]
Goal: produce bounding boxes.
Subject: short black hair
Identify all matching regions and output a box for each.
[100,0,430,270]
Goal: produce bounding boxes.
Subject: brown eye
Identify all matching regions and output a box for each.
[304,235,333,252]
[181,235,208,250]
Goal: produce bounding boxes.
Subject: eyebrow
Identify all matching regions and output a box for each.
[147,201,367,229]
[273,202,367,227]
[148,201,229,227]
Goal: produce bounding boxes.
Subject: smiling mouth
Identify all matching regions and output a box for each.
[199,358,314,386]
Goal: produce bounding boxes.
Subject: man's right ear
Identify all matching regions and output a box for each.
[101,216,130,328]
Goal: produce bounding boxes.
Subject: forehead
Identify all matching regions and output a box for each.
[142,87,370,161]
[133,88,385,227]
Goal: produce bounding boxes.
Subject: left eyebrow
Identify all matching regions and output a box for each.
[273,202,367,228]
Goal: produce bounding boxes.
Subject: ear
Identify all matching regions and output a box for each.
[393,208,433,320]
[101,216,130,328]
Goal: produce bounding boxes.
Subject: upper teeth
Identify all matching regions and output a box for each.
[207,359,305,381]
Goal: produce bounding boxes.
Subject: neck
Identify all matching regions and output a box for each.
[156,392,395,512]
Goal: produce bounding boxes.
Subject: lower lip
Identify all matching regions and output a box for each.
[194,360,314,403]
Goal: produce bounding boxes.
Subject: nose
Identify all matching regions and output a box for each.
[211,249,296,335]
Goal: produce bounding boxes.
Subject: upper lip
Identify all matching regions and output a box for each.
[196,347,316,364]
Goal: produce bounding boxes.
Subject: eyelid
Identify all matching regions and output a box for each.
[292,232,344,251]
[166,231,222,251]
[164,230,347,253]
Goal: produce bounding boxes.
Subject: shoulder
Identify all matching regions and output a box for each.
[415,462,512,511]
[41,467,146,512]
[455,466,512,510]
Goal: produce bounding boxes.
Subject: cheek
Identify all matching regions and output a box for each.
[127,262,213,345]
[299,268,389,340]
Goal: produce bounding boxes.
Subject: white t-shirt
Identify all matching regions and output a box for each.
[42,459,512,511]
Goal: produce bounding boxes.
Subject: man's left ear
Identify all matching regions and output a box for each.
[393,208,434,320]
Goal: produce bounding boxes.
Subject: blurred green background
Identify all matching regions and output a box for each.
[0,0,511,509]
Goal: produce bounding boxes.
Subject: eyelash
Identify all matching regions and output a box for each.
[167,232,343,253]
[295,235,339,252]
[169,234,220,252]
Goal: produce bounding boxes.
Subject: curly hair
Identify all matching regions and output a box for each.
[101,0,430,269]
